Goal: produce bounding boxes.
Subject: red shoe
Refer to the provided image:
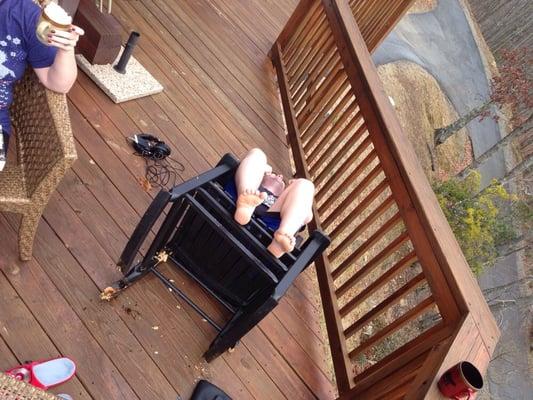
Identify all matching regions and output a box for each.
[5,357,76,390]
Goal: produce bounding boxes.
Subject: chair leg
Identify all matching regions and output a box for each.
[18,211,41,261]
[204,296,278,362]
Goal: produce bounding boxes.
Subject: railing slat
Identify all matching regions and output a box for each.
[333,231,411,301]
[344,323,451,398]
[316,139,375,198]
[348,296,435,360]
[294,63,343,115]
[336,250,416,298]
[290,37,337,91]
[322,164,382,222]
[296,68,346,125]
[303,95,357,151]
[284,0,321,62]
[323,171,385,230]
[307,88,355,146]
[347,0,416,52]
[323,159,379,218]
[271,43,309,177]
[292,49,339,105]
[329,194,395,259]
[287,19,331,77]
[332,211,402,277]
[308,112,364,168]
[342,272,426,332]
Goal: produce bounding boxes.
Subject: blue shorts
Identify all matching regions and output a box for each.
[223,179,281,231]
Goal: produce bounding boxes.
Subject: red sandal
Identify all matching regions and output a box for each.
[5,357,76,390]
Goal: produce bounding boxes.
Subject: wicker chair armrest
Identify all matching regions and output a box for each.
[0,373,62,399]
[10,70,77,196]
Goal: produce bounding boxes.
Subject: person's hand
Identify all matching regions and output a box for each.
[47,25,84,52]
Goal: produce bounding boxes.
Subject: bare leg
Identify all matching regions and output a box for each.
[267,179,315,258]
[234,148,268,225]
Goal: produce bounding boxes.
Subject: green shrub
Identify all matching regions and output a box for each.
[434,172,519,275]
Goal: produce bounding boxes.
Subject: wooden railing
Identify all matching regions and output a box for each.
[271,0,499,398]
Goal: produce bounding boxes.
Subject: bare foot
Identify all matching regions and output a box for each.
[267,231,296,258]
[234,189,267,225]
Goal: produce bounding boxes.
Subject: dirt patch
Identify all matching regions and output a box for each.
[408,0,438,14]
[377,61,473,182]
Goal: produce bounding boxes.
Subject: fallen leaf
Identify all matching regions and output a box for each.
[138,176,152,192]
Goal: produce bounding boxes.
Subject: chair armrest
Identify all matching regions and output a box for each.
[118,189,172,270]
[170,153,239,200]
[11,70,77,197]
[273,229,330,300]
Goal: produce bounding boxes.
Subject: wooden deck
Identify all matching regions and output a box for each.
[0,1,337,399]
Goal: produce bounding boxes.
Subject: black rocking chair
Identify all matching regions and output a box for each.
[104,153,330,361]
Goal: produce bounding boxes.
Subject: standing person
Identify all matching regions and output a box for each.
[0,0,84,164]
[231,148,315,258]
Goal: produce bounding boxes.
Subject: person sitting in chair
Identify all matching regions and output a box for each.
[0,0,84,167]
[231,148,315,258]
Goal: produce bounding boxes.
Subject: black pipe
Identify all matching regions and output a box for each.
[114,31,140,74]
[152,268,223,332]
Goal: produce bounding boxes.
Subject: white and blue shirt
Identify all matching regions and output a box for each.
[0,0,57,138]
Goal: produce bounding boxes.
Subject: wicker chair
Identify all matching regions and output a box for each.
[0,373,62,399]
[0,70,77,261]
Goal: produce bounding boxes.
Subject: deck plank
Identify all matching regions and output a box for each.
[37,111,291,399]
[0,335,20,371]
[135,0,287,146]
[1,213,177,400]
[0,222,95,400]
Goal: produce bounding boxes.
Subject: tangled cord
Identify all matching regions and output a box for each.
[128,134,185,189]
[141,155,184,189]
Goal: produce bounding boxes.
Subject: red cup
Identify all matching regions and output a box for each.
[438,361,483,399]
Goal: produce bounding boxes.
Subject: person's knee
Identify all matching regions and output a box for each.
[291,178,315,194]
[246,148,267,162]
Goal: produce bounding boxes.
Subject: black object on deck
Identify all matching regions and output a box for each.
[114,31,140,74]
[108,153,330,361]
[190,380,231,400]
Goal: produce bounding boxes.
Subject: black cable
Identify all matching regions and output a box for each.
[127,134,185,189]
[143,156,184,188]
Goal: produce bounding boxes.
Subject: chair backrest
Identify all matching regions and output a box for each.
[10,70,76,197]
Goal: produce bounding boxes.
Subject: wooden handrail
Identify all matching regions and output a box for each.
[272,41,354,394]
[271,0,499,398]
[328,0,499,351]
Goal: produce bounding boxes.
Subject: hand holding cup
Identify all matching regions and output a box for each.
[36,2,84,51]
[47,25,85,52]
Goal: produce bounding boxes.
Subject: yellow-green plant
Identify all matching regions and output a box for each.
[434,172,519,275]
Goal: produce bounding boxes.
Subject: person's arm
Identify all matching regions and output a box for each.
[33,26,84,93]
